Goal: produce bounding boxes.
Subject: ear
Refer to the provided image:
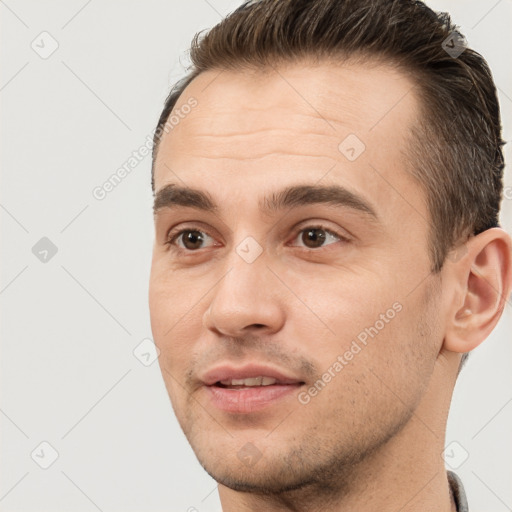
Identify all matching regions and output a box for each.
[443,227,512,354]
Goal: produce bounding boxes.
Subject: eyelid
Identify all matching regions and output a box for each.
[287,223,350,251]
[165,220,351,253]
[165,225,218,250]
[290,220,352,242]
[164,220,220,243]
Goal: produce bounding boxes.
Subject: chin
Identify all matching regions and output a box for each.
[200,460,316,495]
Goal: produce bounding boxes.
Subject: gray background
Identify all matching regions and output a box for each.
[1,0,511,510]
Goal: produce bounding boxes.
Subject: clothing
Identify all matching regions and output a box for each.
[447,470,469,512]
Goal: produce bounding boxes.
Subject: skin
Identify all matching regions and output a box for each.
[149,58,512,511]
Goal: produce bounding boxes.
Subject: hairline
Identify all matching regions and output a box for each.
[152,51,418,184]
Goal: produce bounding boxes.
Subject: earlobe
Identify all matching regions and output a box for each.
[444,227,512,355]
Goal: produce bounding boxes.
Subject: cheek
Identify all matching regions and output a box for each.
[149,280,199,416]
[286,267,396,351]
[148,272,171,344]
[295,299,437,439]
[149,271,191,369]
[149,262,203,334]
[289,268,435,392]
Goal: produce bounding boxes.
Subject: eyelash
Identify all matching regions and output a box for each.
[164,224,349,254]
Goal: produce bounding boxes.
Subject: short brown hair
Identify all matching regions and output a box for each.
[152,0,505,342]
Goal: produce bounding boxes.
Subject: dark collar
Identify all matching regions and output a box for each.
[447,471,469,512]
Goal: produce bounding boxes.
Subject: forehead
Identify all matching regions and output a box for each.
[153,59,425,226]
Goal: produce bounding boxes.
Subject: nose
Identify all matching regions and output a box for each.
[202,249,286,338]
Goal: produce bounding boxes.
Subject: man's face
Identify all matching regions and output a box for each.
[149,59,445,492]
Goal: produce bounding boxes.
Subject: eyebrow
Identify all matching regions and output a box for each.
[153,182,379,220]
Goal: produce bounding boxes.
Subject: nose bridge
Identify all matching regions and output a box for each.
[217,237,272,308]
[203,236,285,335]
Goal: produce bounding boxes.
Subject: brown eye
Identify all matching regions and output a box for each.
[291,225,345,250]
[167,228,215,251]
[180,230,205,250]
[302,228,327,248]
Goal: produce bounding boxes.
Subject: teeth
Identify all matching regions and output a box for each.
[219,376,278,387]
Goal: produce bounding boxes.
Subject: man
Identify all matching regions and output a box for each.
[148,0,512,510]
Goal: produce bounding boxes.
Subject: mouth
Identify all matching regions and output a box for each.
[201,366,305,414]
[216,376,293,387]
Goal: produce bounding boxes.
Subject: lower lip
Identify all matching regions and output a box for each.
[204,384,302,413]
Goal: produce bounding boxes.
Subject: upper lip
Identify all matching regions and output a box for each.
[200,364,304,386]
